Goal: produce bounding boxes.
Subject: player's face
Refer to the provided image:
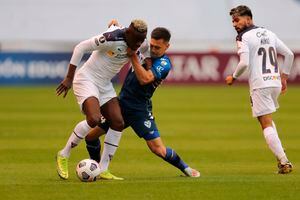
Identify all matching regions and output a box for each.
[232,16,251,33]
[150,38,169,58]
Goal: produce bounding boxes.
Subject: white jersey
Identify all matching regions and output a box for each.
[70,25,129,86]
[236,26,290,90]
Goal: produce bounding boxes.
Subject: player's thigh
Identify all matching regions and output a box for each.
[250,87,279,118]
[98,82,117,107]
[101,98,122,121]
[73,74,100,112]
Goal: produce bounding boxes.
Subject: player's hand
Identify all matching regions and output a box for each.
[281,73,289,94]
[56,77,73,98]
[281,78,288,94]
[126,48,136,57]
[144,58,152,70]
[225,75,235,85]
[108,19,119,27]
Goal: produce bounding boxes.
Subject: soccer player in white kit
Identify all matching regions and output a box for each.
[225,5,294,174]
[55,19,147,180]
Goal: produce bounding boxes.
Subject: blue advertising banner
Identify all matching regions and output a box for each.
[0,53,72,85]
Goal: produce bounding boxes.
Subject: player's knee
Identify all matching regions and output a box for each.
[86,114,102,128]
[109,117,124,131]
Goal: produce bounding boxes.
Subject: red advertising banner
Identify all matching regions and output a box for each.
[119,52,300,84]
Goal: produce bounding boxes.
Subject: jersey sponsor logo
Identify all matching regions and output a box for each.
[263,75,281,81]
[115,54,128,59]
[156,66,164,74]
[144,120,151,128]
[256,30,267,38]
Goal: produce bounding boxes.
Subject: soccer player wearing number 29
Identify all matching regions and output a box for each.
[226,5,294,174]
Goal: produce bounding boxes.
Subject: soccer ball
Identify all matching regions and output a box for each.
[76,159,100,182]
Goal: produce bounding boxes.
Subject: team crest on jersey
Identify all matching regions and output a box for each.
[144,120,151,128]
[160,60,167,66]
[107,50,115,57]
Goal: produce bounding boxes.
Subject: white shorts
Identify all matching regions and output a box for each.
[73,72,117,112]
[250,87,281,117]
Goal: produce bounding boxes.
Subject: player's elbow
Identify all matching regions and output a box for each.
[138,73,154,85]
[287,50,294,61]
[73,44,83,54]
[138,77,152,85]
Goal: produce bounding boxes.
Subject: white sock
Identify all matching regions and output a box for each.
[60,120,92,157]
[263,126,288,164]
[99,128,122,172]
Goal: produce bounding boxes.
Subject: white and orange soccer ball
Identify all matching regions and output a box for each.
[76,159,100,182]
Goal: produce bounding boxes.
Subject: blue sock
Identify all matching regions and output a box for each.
[163,147,188,172]
[85,138,101,163]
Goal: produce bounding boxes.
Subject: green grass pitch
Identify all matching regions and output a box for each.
[0,85,299,200]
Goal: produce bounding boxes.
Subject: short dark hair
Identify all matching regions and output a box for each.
[230,5,252,19]
[151,27,171,42]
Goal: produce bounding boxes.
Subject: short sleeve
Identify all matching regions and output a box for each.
[150,58,171,80]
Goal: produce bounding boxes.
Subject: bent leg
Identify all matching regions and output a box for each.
[60,97,101,158]
[57,96,101,179]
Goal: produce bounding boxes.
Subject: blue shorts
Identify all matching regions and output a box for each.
[124,110,160,140]
[98,109,160,141]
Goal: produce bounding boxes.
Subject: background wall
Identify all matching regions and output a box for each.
[1,0,300,52]
[1,0,300,84]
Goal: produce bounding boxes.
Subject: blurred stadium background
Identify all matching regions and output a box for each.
[1,1,300,200]
[1,0,300,85]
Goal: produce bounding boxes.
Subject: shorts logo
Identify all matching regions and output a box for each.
[100,116,106,124]
[144,120,151,128]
